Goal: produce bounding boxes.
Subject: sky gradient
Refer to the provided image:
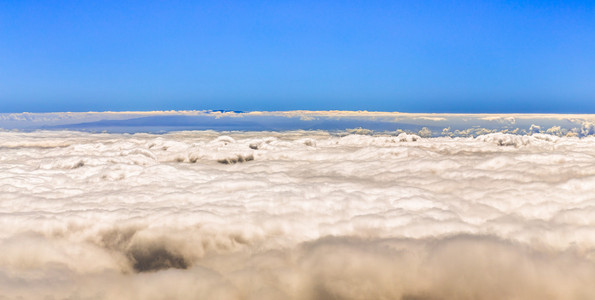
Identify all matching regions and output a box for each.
[1,0,594,113]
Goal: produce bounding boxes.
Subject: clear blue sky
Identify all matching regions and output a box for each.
[1,0,594,113]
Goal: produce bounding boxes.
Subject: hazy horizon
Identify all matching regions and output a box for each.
[2,110,594,137]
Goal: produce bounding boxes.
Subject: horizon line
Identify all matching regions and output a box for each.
[3,110,595,117]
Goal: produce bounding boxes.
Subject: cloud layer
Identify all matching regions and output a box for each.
[3,111,595,138]
[1,130,595,299]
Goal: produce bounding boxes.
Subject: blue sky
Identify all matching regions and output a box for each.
[1,0,594,113]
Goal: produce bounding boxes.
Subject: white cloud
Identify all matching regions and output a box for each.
[1,130,595,299]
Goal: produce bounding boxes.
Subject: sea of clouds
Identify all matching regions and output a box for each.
[1,129,595,299]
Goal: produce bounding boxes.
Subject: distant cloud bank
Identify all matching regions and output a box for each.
[1,110,595,137]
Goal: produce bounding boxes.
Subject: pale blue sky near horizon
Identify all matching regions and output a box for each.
[1,0,594,113]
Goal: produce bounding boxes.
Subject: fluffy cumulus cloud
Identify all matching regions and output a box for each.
[1,130,595,299]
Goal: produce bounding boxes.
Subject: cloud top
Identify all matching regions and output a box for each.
[1,130,595,299]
